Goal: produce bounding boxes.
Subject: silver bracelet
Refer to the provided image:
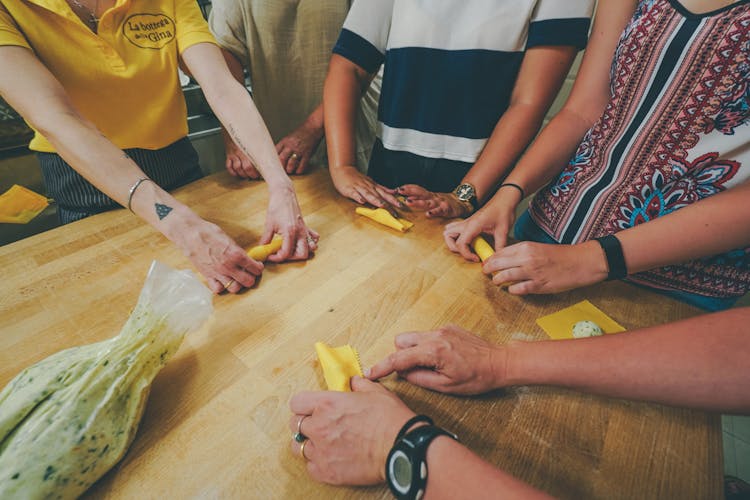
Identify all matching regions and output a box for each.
[126,177,152,212]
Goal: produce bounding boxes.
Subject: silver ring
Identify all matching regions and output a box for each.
[294,415,309,442]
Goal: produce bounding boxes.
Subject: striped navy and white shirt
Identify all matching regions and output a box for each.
[333,0,595,164]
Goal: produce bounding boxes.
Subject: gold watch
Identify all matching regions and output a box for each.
[452,183,478,213]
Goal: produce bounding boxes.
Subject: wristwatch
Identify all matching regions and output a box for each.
[452,182,478,212]
[386,424,458,500]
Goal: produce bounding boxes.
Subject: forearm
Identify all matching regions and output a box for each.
[504,307,750,413]
[423,437,550,500]
[463,102,548,204]
[501,107,594,197]
[616,181,750,273]
[0,46,195,237]
[324,55,370,170]
[41,112,196,235]
[185,43,292,192]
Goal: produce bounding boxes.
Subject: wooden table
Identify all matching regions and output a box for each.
[0,169,722,499]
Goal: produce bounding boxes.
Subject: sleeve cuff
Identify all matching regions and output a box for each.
[332,28,384,74]
[527,18,592,50]
[177,30,219,54]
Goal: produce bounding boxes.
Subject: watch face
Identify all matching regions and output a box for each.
[388,450,412,494]
[455,183,475,201]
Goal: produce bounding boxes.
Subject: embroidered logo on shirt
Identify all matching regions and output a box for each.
[123,14,176,49]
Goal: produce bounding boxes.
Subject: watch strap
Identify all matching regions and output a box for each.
[386,424,458,500]
[594,234,627,280]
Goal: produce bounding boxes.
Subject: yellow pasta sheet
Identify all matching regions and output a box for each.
[314,342,363,392]
[355,207,413,232]
[536,300,626,340]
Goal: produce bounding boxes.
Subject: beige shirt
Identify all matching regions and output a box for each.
[208,0,380,171]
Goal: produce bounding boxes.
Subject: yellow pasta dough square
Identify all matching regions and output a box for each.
[536,300,626,340]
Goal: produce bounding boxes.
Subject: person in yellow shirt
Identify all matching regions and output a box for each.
[0,0,318,294]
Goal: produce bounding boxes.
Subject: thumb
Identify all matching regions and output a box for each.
[260,226,275,245]
[493,226,508,250]
[350,375,386,393]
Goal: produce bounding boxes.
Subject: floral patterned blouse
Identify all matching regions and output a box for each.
[530,0,750,299]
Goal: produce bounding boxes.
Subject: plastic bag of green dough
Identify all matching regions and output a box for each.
[0,261,213,499]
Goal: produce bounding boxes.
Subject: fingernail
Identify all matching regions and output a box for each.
[364,367,371,378]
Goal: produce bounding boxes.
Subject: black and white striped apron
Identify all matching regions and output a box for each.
[37,137,203,224]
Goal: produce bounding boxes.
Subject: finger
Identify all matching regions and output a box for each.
[394,331,425,349]
[348,189,367,205]
[218,275,241,294]
[207,277,224,295]
[443,226,461,253]
[366,348,437,381]
[396,184,429,198]
[359,187,389,209]
[290,391,328,415]
[290,436,316,461]
[374,186,404,209]
[288,413,312,435]
[493,226,509,250]
[267,230,295,262]
[275,141,285,155]
[404,198,429,210]
[400,369,452,391]
[295,155,310,175]
[306,231,319,252]
[506,279,536,295]
[278,147,292,167]
[456,231,480,262]
[350,375,389,393]
[287,234,310,261]
[240,159,261,180]
[225,156,240,177]
[229,266,260,289]
[285,155,297,174]
[426,202,450,218]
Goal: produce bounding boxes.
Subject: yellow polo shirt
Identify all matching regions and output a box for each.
[0,0,216,152]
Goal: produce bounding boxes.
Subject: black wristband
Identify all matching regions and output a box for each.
[595,234,627,280]
[386,424,458,500]
[394,415,434,444]
[498,183,525,200]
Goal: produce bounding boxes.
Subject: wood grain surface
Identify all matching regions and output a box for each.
[0,169,722,499]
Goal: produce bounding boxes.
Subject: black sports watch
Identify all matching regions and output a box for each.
[452,182,478,212]
[386,421,458,500]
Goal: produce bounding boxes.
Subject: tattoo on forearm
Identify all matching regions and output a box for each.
[155,203,173,220]
[227,124,260,167]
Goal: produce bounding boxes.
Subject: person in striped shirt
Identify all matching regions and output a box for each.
[323,0,596,213]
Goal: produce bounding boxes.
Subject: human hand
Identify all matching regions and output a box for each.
[397,184,471,218]
[289,377,416,485]
[169,209,264,294]
[367,325,506,395]
[222,128,261,179]
[330,165,402,210]
[261,185,319,263]
[276,120,324,175]
[484,240,608,295]
[443,194,518,262]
